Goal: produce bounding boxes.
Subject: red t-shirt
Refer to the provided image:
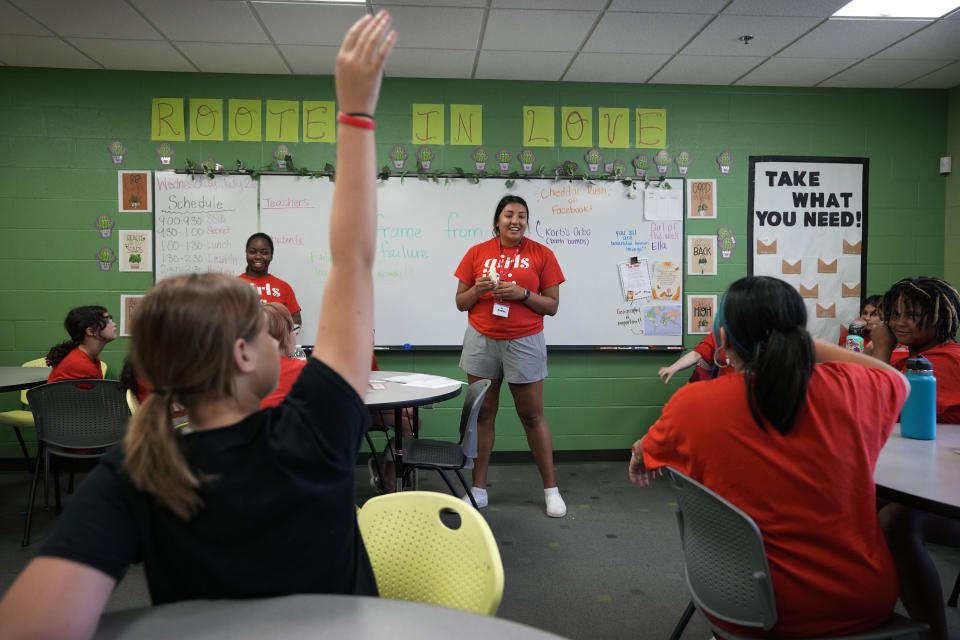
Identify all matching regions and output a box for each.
[454,237,565,340]
[688,333,736,382]
[642,362,905,638]
[891,341,960,423]
[237,273,301,315]
[260,356,307,409]
[48,347,103,383]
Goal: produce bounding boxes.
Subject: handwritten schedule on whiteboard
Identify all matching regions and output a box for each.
[153,173,258,281]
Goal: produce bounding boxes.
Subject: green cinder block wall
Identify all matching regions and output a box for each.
[0,67,948,458]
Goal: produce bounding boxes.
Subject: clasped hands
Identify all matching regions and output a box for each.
[475,276,526,302]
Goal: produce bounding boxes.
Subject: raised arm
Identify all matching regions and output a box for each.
[658,349,703,384]
[814,338,909,395]
[311,12,395,397]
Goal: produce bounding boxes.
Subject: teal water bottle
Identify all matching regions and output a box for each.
[901,356,936,440]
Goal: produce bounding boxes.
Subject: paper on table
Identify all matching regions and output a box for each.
[381,374,465,388]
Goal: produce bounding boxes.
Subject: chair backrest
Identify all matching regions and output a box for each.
[357,490,504,616]
[19,357,48,405]
[27,379,130,449]
[458,379,491,469]
[665,467,778,632]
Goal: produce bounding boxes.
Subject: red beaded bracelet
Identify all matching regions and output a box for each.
[337,112,376,130]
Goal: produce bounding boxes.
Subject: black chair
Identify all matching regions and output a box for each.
[664,467,930,640]
[949,570,959,608]
[22,379,130,546]
[390,379,490,509]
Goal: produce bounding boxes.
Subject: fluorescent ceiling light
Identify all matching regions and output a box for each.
[833,0,960,18]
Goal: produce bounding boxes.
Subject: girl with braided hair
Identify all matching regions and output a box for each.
[629,276,909,638]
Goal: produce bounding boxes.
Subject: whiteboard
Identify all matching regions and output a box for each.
[153,172,259,281]
[260,175,685,349]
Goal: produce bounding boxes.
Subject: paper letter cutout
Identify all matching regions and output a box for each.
[152,98,185,141]
[842,282,861,298]
[636,108,666,148]
[523,106,554,147]
[561,107,592,147]
[599,108,629,148]
[818,258,837,273]
[757,239,777,254]
[842,239,862,254]
[266,100,299,142]
[782,259,801,274]
[189,99,223,141]
[798,283,819,298]
[413,104,444,144]
[303,101,335,143]
[816,303,836,318]
[228,99,262,141]
[451,104,482,146]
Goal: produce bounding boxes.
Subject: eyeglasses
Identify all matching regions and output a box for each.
[104,314,114,321]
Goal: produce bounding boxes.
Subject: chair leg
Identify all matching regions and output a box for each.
[434,469,459,497]
[455,470,478,509]
[668,600,696,640]
[21,444,45,547]
[12,427,32,473]
[52,455,62,515]
[365,433,386,494]
[948,570,960,607]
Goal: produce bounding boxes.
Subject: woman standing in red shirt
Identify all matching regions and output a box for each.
[454,195,566,517]
[46,306,116,382]
[238,232,302,326]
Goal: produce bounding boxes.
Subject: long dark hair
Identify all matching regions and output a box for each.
[46,305,109,367]
[880,277,960,344]
[717,277,815,436]
[492,195,529,236]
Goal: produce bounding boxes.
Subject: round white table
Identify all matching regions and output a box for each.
[93,594,571,640]
[0,366,51,393]
[874,423,960,519]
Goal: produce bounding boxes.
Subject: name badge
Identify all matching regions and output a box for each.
[492,302,510,318]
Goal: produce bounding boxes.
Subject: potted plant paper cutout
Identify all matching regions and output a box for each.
[717,227,737,258]
[584,148,602,173]
[417,146,435,170]
[95,214,115,239]
[108,139,126,165]
[603,160,627,177]
[654,150,671,175]
[717,151,733,175]
[129,253,142,270]
[518,148,536,172]
[675,151,691,175]
[201,157,223,172]
[156,142,174,166]
[558,160,578,177]
[273,145,291,170]
[633,154,649,178]
[472,147,488,171]
[390,145,408,170]
[495,148,512,173]
[97,247,116,271]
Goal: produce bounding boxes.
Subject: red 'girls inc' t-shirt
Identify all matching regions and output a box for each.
[48,347,103,383]
[688,333,737,382]
[237,273,301,315]
[455,237,564,340]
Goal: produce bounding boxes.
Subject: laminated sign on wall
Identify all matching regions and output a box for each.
[748,156,868,343]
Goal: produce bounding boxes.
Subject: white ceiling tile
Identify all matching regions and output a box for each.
[0,35,100,68]
[779,18,931,58]
[563,52,670,83]
[384,48,477,78]
[900,61,960,87]
[682,15,821,56]
[372,6,484,50]
[493,0,608,9]
[130,0,269,44]
[0,2,51,35]
[475,50,572,80]
[10,0,162,39]
[735,57,857,86]
[277,44,339,75]
[818,58,949,87]
[649,54,766,84]
[175,42,289,74]
[584,12,713,54]
[378,0,485,5]
[722,0,848,18]
[252,2,367,46]
[874,21,960,60]
[608,0,726,12]
[482,9,597,52]
[67,38,195,72]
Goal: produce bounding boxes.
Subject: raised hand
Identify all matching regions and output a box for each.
[336,11,396,116]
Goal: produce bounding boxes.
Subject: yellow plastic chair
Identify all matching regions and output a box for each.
[125,388,140,414]
[357,491,504,616]
[0,357,50,471]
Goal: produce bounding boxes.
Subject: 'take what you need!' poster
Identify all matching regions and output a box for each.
[748,157,867,342]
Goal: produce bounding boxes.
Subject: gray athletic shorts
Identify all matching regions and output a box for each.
[459,324,548,384]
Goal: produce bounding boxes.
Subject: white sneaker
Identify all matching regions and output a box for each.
[545,487,566,517]
[463,487,488,508]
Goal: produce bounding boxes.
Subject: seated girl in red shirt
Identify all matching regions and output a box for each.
[46,306,116,382]
[869,276,960,640]
[837,294,881,348]
[657,332,736,384]
[259,302,306,410]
